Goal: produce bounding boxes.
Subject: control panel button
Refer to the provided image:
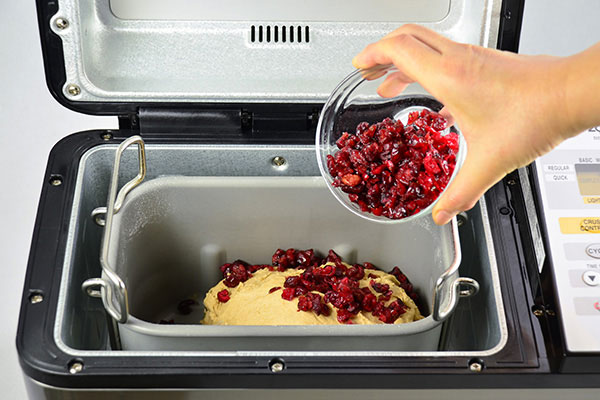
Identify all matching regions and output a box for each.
[559,217,600,234]
[583,270,600,286]
[586,243,600,259]
[574,297,600,316]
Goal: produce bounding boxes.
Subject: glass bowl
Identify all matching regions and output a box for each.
[316,64,466,224]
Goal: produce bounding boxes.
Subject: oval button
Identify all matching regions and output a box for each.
[583,270,600,286]
[586,243,600,259]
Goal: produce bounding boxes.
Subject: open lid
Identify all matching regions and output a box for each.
[38,0,508,115]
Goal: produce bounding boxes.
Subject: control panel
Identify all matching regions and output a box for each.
[534,126,600,353]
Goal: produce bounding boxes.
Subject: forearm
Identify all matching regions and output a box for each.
[563,42,600,136]
[352,26,600,224]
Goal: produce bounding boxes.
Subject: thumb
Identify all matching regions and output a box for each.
[432,151,505,225]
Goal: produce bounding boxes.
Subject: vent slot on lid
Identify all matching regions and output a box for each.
[250,25,310,43]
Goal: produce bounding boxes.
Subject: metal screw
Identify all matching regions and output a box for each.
[469,362,483,373]
[499,207,511,215]
[55,18,69,30]
[533,309,544,317]
[546,309,556,317]
[271,156,287,168]
[66,84,81,96]
[69,362,83,374]
[507,179,517,186]
[102,132,113,141]
[50,176,63,186]
[29,294,44,304]
[270,362,284,373]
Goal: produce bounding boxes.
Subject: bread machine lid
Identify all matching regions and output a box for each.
[39,0,502,114]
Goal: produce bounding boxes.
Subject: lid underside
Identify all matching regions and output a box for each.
[48,0,501,105]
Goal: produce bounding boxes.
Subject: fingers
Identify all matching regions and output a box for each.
[377,71,411,98]
[438,107,455,126]
[381,24,454,53]
[432,152,506,225]
[353,34,442,79]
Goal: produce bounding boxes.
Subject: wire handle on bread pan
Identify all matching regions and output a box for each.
[82,136,147,324]
[431,218,480,322]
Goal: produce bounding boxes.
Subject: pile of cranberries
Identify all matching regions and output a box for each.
[216,248,418,324]
[327,109,459,219]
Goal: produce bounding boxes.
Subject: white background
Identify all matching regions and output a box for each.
[0,0,598,398]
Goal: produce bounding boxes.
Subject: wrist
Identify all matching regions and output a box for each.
[562,43,600,137]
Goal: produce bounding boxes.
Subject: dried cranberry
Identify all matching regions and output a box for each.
[346,265,365,280]
[216,249,419,324]
[326,249,342,264]
[281,287,296,301]
[327,110,457,219]
[223,274,240,288]
[297,293,331,316]
[378,291,392,302]
[284,276,302,288]
[217,290,230,303]
[361,293,378,312]
[363,262,376,270]
[316,265,335,277]
[370,280,390,294]
[337,309,353,324]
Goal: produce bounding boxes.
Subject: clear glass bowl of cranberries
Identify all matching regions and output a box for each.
[316,64,466,223]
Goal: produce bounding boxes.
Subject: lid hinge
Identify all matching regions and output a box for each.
[131,106,321,139]
[136,108,243,136]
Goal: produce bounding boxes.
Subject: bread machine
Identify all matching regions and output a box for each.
[17,0,600,398]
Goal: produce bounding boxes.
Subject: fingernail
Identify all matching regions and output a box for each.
[434,210,456,225]
[352,54,366,68]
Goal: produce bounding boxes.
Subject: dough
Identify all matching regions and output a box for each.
[202,263,423,325]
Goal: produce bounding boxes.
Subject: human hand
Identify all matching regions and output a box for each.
[353,24,581,225]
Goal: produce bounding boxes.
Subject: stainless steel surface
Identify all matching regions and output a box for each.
[82,278,106,298]
[54,143,506,357]
[432,275,480,320]
[22,376,600,400]
[50,0,502,103]
[110,175,455,349]
[88,138,475,330]
[431,220,475,322]
[91,207,107,226]
[109,0,452,22]
[82,136,146,324]
[518,167,546,273]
